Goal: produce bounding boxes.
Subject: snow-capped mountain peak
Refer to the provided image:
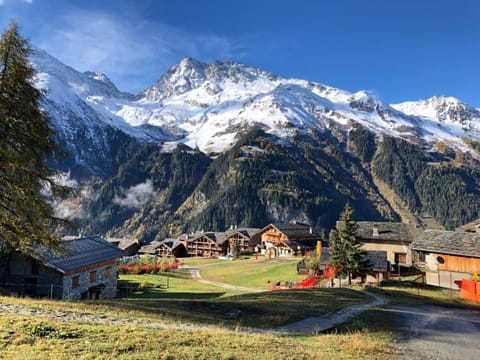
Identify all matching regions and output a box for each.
[29,49,480,160]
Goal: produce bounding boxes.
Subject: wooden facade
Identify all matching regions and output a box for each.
[182,232,228,257]
[226,228,261,254]
[259,222,320,257]
[411,230,480,288]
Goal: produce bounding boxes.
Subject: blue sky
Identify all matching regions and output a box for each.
[1,0,479,106]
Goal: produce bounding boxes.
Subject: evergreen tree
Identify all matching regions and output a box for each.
[330,203,364,285]
[0,22,69,256]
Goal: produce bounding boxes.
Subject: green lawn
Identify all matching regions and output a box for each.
[7,257,465,359]
[198,257,307,288]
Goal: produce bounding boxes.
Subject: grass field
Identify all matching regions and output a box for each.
[2,256,477,359]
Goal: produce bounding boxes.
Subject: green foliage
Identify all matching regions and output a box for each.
[373,136,427,211]
[0,22,71,255]
[348,123,376,162]
[330,204,364,285]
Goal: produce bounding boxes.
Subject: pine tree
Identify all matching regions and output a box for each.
[330,203,364,285]
[0,22,69,257]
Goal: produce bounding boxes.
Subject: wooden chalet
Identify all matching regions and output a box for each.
[138,238,187,258]
[225,227,261,254]
[410,230,480,288]
[106,237,140,256]
[340,221,416,267]
[180,231,228,257]
[259,222,320,257]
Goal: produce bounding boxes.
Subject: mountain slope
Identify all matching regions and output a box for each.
[28,50,480,240]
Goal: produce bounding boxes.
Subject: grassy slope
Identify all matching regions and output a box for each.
[0,257,404,359]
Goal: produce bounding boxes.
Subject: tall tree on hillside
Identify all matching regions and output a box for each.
[329,203,364,285]
[0,22,69,257]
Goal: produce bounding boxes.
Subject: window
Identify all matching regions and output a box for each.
[90,271,97,282]
[72,276,80,288]
[105,266,112,278]
[437,256,445,264]
[394,253,407,265]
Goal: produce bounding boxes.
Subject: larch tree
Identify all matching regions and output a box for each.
[329,203,364,285]
[0,22,70,258]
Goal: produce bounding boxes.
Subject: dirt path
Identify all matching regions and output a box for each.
[181,266,264,293]
[277,290,387,333]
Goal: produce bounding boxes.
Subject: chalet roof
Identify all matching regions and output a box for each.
[33,236,125,274]
[264,222,320,240]
[185,232,228,245]
[456,218,480,233]
[106,237,139,251]
[319,248,388,272]
[283,240,317,251]
[225,227,261,239]
[410,230,480,258]
[364,251,389,272]
[337,221,415,243]
[138,240,164,254]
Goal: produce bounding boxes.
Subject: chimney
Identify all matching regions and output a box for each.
[372,224,379,236]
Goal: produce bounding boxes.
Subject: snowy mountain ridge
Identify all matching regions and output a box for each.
[31,49,480,157]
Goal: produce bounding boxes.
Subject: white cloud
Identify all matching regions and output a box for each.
[113,179,156,209]
[38,10,244,92]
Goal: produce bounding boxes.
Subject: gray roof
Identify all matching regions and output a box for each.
[338,221,415,243]
[319,248,388,272]
[410,230,480,258]
[225,228,261,239]
[265,222,321,240]
[185,232,228,245]
[34,236,126,273]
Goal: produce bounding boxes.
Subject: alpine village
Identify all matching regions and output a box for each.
[1,18,480,360]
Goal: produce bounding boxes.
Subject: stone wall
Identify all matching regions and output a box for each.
[62,261,118,300]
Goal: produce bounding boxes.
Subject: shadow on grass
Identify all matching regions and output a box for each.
[106,286,372,329]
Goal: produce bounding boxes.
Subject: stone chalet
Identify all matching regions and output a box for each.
[0,236,125,300]
[410,230,480,288]
[339,221,416,267]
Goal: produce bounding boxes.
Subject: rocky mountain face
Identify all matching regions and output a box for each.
[30,50,480,242]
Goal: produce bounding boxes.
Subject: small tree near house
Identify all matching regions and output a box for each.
[329,204,364,285]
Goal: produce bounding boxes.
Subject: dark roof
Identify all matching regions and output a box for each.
[106,237,139,251]
[364,251,389,272]
[186,232,228,245]
[337,221,415,243]
[319,248,388,272]
[283,240,317,251]
[138,240,164,254]
[225,228,261,239]
[410,230,480,258]
[268,222,321,239]
[34,236,126,273]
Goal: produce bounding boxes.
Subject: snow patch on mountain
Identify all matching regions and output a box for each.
[29,49,480,157]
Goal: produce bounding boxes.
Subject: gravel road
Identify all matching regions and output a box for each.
[385,305,480,360]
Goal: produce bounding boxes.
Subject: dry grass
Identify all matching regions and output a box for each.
[0,315,398,360]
